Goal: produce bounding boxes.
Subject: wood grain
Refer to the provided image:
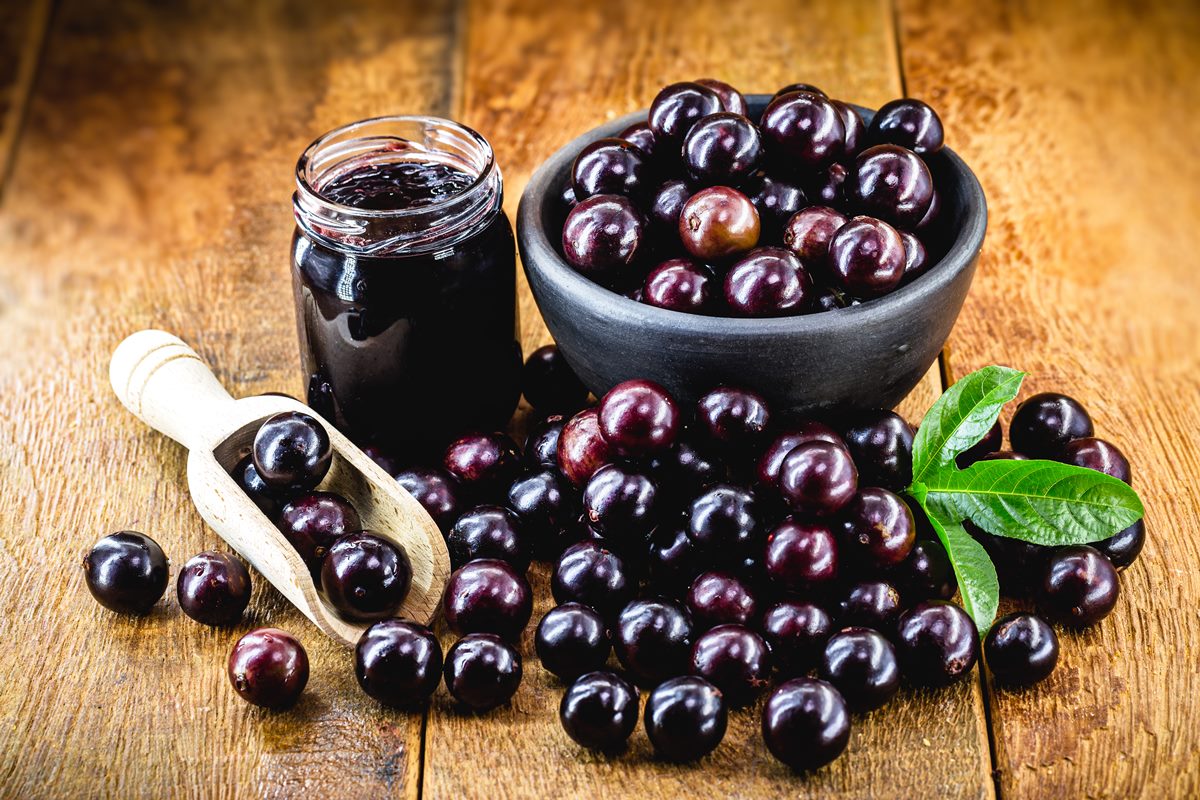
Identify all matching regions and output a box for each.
[898,0,1200,797]
[0,0,51,195]
[421,2,989,799]
[0,1,460,797]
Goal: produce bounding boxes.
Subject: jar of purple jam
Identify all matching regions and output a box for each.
[292,116,521,451]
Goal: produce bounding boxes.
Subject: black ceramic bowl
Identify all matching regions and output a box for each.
[516,96,986,415]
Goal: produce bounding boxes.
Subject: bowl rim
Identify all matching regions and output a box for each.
[517,96,987,339]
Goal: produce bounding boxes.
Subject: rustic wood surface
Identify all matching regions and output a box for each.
[0,1,1196,798]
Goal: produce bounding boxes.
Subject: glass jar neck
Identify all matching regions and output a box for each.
[293,116,503,256]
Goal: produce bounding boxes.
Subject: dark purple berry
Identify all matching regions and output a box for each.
[897,538,957,601]
[562,194,645,278]
[745,172,807,235]
[778,441,858,516]
[557,408,617,488]
[1058,437,1131,484]
[644,676,727,762]
[782,206,848,271]
[685,484,760,552]
[683,113,763,186]
[252,411,332,492]
[804,162,848,208]
[900,231,929,280]
[851,145,934,229]
[228,628,308,709]
[819,627,900,711]
[552,540,634,619]
[524,415,566,470]
[689,624,771,707]
[647,180,692,241]
[443,432,521,499]
[840,580,903,632]
[762,678,850,771]
[647,526,705,596]
[760,91,846,172]
[442,558,532,640]
[232,455,286,517]
[355,619,443,707]
[614,598,695,687]
[1009,392,1094,458]
[583,463,659,542]
[447,506,529,572]
[686,570,760,630]
[395,467,460,532]
[840,488,916,569]
[536,602,611,681]
[756,422,845,491]
[895,601,980,687]
[695,78,748,115]
[644,258,715,313]
[177,551,251,626]
[443,633,522,712]
[598,379,681,457]
[679,186,761,262]
[695,386,770,452]
[762,601,834,675]
[839,410,916,490]
[984,612,1059,686]
[321,532,412,623]
[868,98,944,155]
[764,520,839,593]
[506,469,577,559]
[828,216,906,298]
[649,82,723,148]
[277,491,362,581]
[572,137,650,201]
[724,247,811,317]
[1096,519,1145,569]
[831,100,867,161]
[1040,545,1119,628]
[560,671,639,751]
[522,345,589,414]
[618,120,658,160]
[83,531,169,615]
[955,420,1003,469]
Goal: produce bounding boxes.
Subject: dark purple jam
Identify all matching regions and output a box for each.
[293,155,520,451]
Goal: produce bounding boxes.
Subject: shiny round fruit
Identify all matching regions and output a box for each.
[762,601,834,675]
[685,484,760,551]
[810,285,845,312]
[819,627,900,711]
[984,612,1059,687]
[643,259,715,313]
[762,678,851,771]
[917,187,941,230]
[689,624,771,707]
[443,633,522,712]
[695,386,770,452]
[561,194,645,278]
[583,463,659,541]
[831,100,867,160]
[756,422,845,490]
[535,602,611,681]
[683,113,763,186]
[900,231,929,280]
[851,145,934,229]
[560,671,640,752]
[177,551,251,626]
[679,186,761,262]
[695,78,748,115]
[446,506,529,572]
[277,491,362,581]
[897,538,957,601]
[982,450,1027,461]
[745,172,807,235]
[760,91,846,172]
[506,469,577,559]
[552,540,634,618]
[644,676,728,762]
[598,379,681,457]
[355,619,443,707]
[83,531,169,615]
[614,598,695,687]
[442,432,521,499]
[724,247,811,317]
[1009,392,1095,458]
[772,82,827,99]
[895,601,980,687]
[557,408,617,487]
[764,520,839,593]
[782,206,848,271]
[647,179,692,240]
[228,628,309,709]
[232,455,286,517]
[572,137,650,201]
[442,558,532,639]
[1096,519,1145,569]
[648,438,728,499]
[618,120,658,160]
[395,467,460,532]
[686,571,760,630]
[252,411,332,492]
[321,532,412,623]
[840,580,903,632]
[778,441,858,516]
[522,345,589,414]
[1058,437,1132,484]
[648,82,723,148]
[955,420,1003,469]
[868,98,944,155]
[828,216,906,298]
[839,410,916,490]
[840,488,916,568]
[1040,545,1119,627]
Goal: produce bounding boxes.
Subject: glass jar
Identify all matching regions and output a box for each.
[291,116,521,452]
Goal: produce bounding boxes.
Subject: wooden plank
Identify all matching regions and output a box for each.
[0,0,51,193]
[422,1,991,798]
[898,0,1200,797]
[0,2,460,797]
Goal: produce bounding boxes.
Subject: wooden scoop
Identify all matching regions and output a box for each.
[109,329,450,646]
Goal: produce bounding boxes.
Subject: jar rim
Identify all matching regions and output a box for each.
[294,114,496,220]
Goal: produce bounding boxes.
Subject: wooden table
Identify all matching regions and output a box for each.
[1,1,1197,797]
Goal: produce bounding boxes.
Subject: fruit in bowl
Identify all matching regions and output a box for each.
[517,79,987,415]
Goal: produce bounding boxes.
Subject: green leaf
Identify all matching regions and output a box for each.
[922,497,999,635]
[925,458,1144,546]
[910,365,1026,485]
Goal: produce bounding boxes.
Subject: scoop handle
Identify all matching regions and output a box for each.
[110,330,239,453]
